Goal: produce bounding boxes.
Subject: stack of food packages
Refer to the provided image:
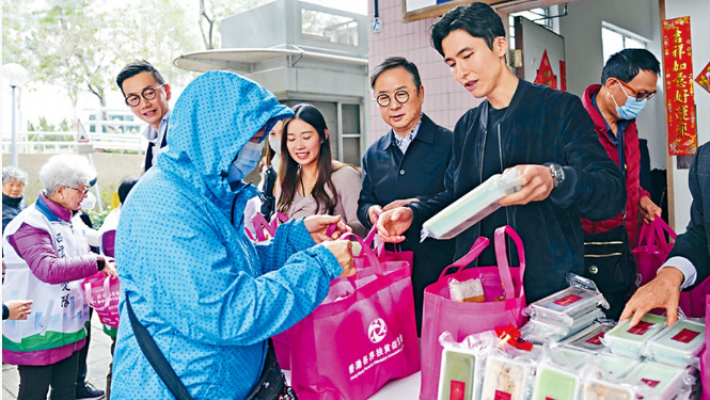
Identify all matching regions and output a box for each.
[437,275,705,400]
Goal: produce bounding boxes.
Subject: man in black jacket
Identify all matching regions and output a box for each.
[377,3,626,303]
[621,143,710,327]
[358,57,456,333]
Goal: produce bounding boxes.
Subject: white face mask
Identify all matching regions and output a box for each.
[268,137,282,155]
[80,191,97,211]
[228,141,264,183]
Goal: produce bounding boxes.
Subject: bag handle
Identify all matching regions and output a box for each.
[645,218,677,251]
[436,237,491,281]
[338,231,384,276]
[250,212,291,242]
[493,226,526,300]
[83,276,113,310]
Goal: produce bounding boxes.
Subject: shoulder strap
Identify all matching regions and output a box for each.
[125,296,193,400]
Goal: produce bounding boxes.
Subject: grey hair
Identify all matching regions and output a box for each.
[39,154,97,195]
[2,166,29,185]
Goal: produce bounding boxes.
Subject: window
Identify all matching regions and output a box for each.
[509,7,553,50]
[301,9,358,46]
[602,23,648,63]
[340,103,361,166]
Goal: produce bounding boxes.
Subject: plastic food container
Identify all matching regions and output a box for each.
[521,318,574,343]
[529,287,605,326]
[590,354,638,378]
[532,364,580,400]
[438,348,481,400]
[480,356,531,400]
[547,346,594,371]
[562,322,615,353]
[421,169,521,241]
[604,314,666,358]
[646,319,705,367]
[622,362,685,400]
[583,378,634,400]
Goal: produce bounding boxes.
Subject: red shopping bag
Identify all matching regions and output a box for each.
[82,273,121,328]
[289,234,419,400]
[419,226,526,400]
[632,218,677,286]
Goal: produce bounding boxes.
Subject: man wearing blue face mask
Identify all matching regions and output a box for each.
[581,48,663,319]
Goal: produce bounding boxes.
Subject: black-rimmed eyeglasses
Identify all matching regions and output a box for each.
[376,90,410,107]
[125,84,166,107]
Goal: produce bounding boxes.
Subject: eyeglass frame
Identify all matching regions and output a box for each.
[124,84,166,107]
[67,186,90,196]
[375,90,411,107]
[614,79,656,101]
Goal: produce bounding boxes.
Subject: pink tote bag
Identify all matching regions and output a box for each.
[632,218,676,286]
[82,273,121,328]
[419,226,527,400]
[289,234,419,400]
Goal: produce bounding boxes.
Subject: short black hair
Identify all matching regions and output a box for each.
[601,49,660,84]
[116,60,165,96]
[117,175,140,204]
[431,2,506,57]
[370,57,423,92]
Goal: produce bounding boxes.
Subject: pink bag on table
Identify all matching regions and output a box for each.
[419,226,526,400]
[82,273,121,328]
[632,218,676,286]
[701,294,709,400]
[679,275,710,318]
[289,234,419,400]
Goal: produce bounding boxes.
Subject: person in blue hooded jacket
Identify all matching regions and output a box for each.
[110,71,356,399]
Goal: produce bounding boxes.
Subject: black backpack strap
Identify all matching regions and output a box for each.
[125,296,193,400]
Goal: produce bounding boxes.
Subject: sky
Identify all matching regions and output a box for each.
[1,0,368,136]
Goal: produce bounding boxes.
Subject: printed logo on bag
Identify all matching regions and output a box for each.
[347,334,405,381]
[671,328,700,343]
[640,378,660,388]
[585,332,605,345]
[494,390,512,400]
[450,380,466,400]
[627,321,654,336]
[368,318,388,343]
[552,294,582,307]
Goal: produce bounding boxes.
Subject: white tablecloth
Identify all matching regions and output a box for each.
[283,371,422,399]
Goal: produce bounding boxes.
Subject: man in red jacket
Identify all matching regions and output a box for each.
[581,48,662,319]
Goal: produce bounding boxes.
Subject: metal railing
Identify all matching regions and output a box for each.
[1,131,147,154]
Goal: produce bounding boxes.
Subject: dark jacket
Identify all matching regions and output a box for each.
[407,80,626,302]
[260,165,277,219]
[2,193,27,233]
[358,113,456,332]
[670,143,710,288]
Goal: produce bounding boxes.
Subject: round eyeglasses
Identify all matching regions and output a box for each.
[376,90,410,107]
[125,84,166,107]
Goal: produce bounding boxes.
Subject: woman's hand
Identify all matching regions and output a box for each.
[321,240,356,278]
[304,215,352,243]
[97,255,118,278]
[5,300,32,320]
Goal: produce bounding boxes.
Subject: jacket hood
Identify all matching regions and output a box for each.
[158,71,293,200]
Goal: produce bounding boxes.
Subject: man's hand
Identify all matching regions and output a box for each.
[304,215,352,243]
[619,267,684,327]
[367,205,383,226]
[382,198,418,212]
[320,240,356,278]
[376,207,413,243]
[5,300,32,320]
[499,165,554,207]
[639,196,662,224]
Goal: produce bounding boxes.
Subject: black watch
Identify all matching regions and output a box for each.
[549,163,565,189]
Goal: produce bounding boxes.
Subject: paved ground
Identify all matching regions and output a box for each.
[3,313,113,399]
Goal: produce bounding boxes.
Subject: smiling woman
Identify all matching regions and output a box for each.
[277,103,367,237]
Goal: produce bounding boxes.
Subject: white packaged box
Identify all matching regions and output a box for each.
[532,364,581,400]
[480,356,532,400]
[603,313,666,358]
[562,322,615,354]
[529,287,606,326]
[646,318,705,367]
[622,361,685,400]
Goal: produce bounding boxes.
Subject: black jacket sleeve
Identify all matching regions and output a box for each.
[669,146,710,288]
[357,151,378,230]
[406,149,457,228]
[550,97,626,221]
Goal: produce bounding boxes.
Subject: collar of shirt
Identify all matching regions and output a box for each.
[142,109,172,143]
[393,117,422,154]
[591,92,628,146]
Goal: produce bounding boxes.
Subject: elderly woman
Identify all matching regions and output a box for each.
[111,71,355,400]
[2,166,29,232]
[2,154,117,400]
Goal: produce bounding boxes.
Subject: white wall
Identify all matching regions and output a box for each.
[664,0,710,233]
[559,0,666,171]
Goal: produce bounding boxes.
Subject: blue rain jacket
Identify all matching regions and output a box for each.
[111,71,343,399]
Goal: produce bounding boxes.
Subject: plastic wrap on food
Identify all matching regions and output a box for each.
[421,168,521,241]
[645,318,705,368]
[526,287,607,326]
[562,322,616,354]
[602,314,667,359]
[480,355,534,400]
[622,361,689,400]
[449,278,485,303]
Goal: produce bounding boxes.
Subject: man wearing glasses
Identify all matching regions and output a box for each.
[357,57,455,334]
[116,60,172,172]
[581,48,663,319]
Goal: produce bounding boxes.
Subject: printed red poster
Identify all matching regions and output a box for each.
[696,59,710,95]
[662,16,697,156]
[534,50,557,89]
[559,60,567,92]
[553,294,582,307]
